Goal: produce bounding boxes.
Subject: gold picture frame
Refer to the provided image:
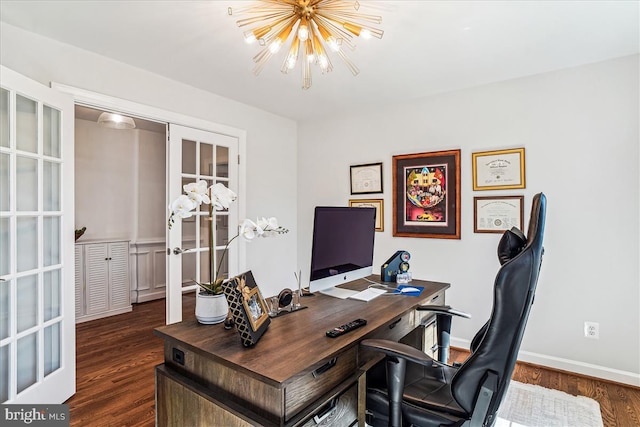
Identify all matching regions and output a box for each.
[349,199,384,231]
[472,148,526,191]
[241,286,269,332]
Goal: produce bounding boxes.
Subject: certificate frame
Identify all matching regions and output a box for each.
[473,195,524,233]
[349,199,384,232]
[393,150,461,239]
[472,148,526,191]
[350,162,383,194]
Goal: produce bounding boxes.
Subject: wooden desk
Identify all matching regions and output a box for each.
[155,276,449,426]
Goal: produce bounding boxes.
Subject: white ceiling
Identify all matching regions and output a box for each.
[1,1,638,121]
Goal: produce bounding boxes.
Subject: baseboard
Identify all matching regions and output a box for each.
[136,291,166,303]
[451,337,640,387]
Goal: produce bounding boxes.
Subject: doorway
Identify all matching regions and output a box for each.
[74,105,168,324]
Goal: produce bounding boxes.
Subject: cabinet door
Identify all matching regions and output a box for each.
[85,244,109,315]
[74,245,84,317]
[108,241,130,310]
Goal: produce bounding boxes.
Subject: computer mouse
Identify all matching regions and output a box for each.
[400,287,420,293]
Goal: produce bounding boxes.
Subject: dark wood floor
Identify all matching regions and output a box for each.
[67,297,640,426]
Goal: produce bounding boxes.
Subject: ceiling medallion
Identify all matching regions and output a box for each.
[229,0,384,89]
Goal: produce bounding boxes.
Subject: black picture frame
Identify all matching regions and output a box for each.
[392,150,461,239]
[222,270,270,347]
[350,162,383,194]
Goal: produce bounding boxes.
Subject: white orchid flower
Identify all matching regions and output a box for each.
[210,183,237,211]
[239,218,260,240]
[183,180,210,205]
[169,195,197,219]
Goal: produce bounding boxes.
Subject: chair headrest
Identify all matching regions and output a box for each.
[497,226,527,265]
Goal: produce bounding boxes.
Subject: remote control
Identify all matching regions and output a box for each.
[326,319,367,338]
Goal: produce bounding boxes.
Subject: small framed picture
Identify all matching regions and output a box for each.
[349,199,384,232]
[474,196,524,233]
[392,150,461,239]
[222,271,271,347]
[472,148,526,191]
[350,162,383,194]
[242,286,269,331]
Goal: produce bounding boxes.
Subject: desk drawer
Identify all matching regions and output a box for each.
[299,383,357,427]
[285,346,358,421]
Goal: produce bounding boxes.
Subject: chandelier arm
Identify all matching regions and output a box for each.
[313,15,357,49]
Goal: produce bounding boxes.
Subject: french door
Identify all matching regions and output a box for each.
[0,66,75,403]
[166,124,239,324]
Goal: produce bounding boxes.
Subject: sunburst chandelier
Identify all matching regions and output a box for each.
[228,0,384,89]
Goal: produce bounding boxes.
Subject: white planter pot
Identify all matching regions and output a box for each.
[195,292,229,324]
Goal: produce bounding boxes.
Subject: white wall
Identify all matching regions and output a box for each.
[1,22,299,299]
[75,118,166,242]
[298,55,640,385]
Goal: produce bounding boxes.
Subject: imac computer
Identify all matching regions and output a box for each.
[309,206,376,295]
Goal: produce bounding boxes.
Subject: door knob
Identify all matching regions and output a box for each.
[173,247,184,255]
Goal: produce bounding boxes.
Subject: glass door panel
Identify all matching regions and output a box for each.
[16,217,37,272]
[43,161,61,211]
[16,156,37,211]
[43,105,61,158]
[0,88,8,148]
[16,333,37,393]
[16,274,38,333]
[43,269,61,321]
[16,95,37,153]
[0,153,8,211]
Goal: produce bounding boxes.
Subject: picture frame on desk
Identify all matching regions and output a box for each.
[474,195,524,233]
[392,150,461,239]
[349,199,384,232]
[222,271,270,347]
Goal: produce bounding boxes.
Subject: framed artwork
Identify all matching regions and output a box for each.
[393,150,461,239]
[350,162,383,194]
[474,195,524,233]
[472,148,526,191]
[222,270,270,347]
[349,199,384,231]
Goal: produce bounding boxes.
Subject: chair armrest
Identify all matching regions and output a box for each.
[361,339,435,367]
[416,304,471,319]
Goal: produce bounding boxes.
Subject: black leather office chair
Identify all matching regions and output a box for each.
[362,192,546,427]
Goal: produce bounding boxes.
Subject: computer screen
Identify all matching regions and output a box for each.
[309,206,376,293]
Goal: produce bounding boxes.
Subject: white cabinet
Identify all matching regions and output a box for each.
[75,240,132,323]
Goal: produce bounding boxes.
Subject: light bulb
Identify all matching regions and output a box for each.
[360,29,371,39]
[318,54,329,70]
[269,39,282,53]
[298,25,309,41]
[286,54,297,70]
[327,36,340,52]
[244,33,256,44]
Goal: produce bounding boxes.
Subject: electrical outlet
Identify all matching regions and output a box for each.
[584,321,599,339]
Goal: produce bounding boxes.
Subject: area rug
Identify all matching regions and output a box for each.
[496,381,604,427]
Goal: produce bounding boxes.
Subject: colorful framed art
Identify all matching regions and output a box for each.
[392,150,461,239]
